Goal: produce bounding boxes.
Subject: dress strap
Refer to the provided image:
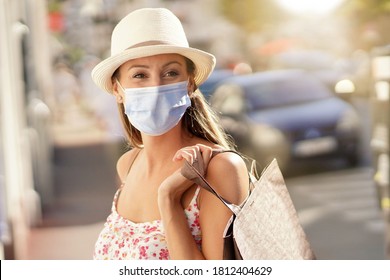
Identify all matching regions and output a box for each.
[120,148,142,185]
[185,186,201,211]
[194,185,201,198]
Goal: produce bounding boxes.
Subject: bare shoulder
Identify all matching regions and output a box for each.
[205,151,249,205]
[209,151,247,173]
[116,148,141,182]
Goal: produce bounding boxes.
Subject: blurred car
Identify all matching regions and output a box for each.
[199,69,235,100]
[210,69,362,171]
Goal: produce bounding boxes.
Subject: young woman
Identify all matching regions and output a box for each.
[92,7,249,260]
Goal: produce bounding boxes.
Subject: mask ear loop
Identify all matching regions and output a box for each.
[187,88,199,133]
[114,78,125,103]
[187,77,197,95]
[115,78,126,91]
[186,79,195,129]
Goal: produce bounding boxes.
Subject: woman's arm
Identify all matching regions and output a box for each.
[158,171,206,259]
[199,151,249,259]
[158,144,212,259]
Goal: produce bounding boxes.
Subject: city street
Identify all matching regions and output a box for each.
[2,0,389,264]
[25,106,387,260]
[287,165,386,260]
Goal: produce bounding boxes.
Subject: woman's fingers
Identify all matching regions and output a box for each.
[173,144,214,177]
[173,144,212,164]
[196,144,213,167]
[173,146,194,163]
[175,150,193,163]
[174,145,212,163]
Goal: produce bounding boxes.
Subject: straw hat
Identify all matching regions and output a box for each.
[92,8,216,94]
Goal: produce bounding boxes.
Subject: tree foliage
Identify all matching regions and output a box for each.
[218,0,287,33]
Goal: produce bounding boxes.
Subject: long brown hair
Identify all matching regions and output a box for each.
[113,57,236,150]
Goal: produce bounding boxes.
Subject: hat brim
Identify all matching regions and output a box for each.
[92,45,216,94]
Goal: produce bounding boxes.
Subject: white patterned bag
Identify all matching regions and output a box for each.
[181,150,315,260]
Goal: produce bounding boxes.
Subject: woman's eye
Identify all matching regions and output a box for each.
[165,70,179,77]
[133,73,147,79]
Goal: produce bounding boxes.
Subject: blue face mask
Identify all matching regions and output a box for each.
[117,80,191,136]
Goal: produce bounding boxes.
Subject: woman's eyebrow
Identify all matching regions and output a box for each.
[126,60,183,72]
[162,61,183,68]
[126,64,149,71]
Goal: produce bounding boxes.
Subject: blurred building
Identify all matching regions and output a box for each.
[370,45,390,258]
[1,0,54,259]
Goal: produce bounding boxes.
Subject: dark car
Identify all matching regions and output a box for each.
[210,69,361,171]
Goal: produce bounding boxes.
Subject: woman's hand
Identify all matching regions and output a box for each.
[158,144,213,204]
[173,143,213,172]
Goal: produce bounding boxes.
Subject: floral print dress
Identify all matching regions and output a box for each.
[93,187,202,260]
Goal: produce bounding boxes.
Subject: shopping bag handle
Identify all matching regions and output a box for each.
[180,149,246,216]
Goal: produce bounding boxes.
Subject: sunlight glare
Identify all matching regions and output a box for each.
[276,0,344,15]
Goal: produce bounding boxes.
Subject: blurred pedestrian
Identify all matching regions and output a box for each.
[91,8,249,260]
